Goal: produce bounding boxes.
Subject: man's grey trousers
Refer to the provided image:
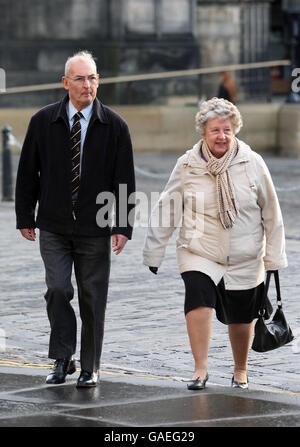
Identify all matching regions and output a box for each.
[39,230,110,373]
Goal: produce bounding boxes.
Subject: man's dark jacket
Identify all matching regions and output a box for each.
[15,95,135,238]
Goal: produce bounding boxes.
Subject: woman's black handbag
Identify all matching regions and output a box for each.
[252,270,294,352]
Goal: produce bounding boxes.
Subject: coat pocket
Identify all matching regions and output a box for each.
[228,232,260,265]
[185,233,227,264]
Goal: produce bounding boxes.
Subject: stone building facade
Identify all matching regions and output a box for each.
[196,0,272,100]
[0,0,278,106]
[0,0,198,105]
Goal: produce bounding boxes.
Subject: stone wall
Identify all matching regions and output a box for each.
[196,0,273,101]
[196,2,241,99]
[2,103,300,157]
[0,0,109,40]
[0,0,199,106]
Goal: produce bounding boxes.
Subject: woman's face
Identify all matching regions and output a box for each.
[202,117,234,159]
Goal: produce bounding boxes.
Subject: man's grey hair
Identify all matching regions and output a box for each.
[65,50,98,76]
[195,97,243,135]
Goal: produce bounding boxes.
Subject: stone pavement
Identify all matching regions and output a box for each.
[0,152,300,403]
[2,365,300,429]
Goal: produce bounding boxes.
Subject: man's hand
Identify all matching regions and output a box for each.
[112,234,128,255]
[20,228,36,241]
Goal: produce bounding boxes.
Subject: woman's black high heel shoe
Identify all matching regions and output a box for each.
[187,373,209,390]
[231,375,249,390]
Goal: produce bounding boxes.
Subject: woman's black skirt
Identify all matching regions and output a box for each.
[181,270,269,325]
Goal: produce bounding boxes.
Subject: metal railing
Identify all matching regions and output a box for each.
[0,59,291,95]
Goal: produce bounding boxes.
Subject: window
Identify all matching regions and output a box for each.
[126,0,155,34]
[161,0,190,33]
[125,0,193,36]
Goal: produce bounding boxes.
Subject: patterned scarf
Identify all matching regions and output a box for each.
[201,137,239,229]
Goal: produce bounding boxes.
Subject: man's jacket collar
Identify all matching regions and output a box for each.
[51,95,109,125]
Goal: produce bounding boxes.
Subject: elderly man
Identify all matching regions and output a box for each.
[15,51,135,388]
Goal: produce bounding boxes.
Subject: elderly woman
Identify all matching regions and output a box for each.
[143,98,287,390]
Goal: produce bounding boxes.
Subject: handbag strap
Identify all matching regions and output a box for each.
[259,270,282,316]
[273,270,282,309]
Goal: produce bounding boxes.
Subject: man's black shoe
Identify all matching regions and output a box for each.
[46,358,76,384]
[76,370,98,388]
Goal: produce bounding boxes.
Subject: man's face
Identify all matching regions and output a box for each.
[62,58,99,110]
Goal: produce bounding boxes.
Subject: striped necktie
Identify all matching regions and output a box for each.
[70,111,83,207]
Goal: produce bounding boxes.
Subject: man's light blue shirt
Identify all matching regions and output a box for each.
[67,100,93,175]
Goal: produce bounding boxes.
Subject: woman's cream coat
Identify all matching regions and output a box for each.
[143,139,288,290]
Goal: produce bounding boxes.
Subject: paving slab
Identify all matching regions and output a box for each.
[0,367,300,429]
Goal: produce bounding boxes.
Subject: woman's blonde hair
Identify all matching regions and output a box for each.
[195,97,243,135]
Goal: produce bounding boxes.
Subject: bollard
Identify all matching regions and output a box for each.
[1,125,13,201]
